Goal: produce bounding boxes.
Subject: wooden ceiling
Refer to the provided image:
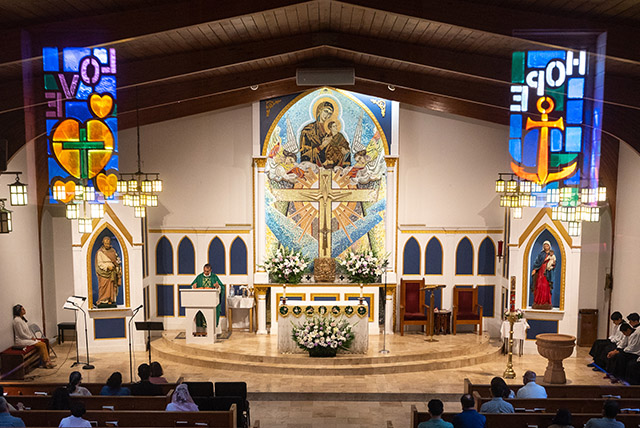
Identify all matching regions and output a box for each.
[1,0,639,161]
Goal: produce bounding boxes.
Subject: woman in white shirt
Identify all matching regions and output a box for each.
[67,372,92,397]
[12,304,54,369]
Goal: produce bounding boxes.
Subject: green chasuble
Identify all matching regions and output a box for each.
[191,273,225,328]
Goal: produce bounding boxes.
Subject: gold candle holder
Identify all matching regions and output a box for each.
[503,312,517,379]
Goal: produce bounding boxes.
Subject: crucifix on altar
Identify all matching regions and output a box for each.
[271,168,377,281]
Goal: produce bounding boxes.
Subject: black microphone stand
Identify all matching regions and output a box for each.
[72,302,94,370]
[70,308,83,367]
[128,305,143,382]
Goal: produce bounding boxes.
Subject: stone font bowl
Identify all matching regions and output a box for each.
[536,333,576,384]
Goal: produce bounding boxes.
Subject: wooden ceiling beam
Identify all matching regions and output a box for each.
[341,0,640,62]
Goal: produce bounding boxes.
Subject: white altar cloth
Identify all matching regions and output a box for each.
[277,300,369,354]
[501,319,530,356]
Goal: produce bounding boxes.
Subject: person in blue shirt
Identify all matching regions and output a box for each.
[516,370,547,398]
[585,400,625,428]
[479,377,514,414]
[418,399,453,428]
[0,398,25,427]
[452,394,486,428]
[100,372,131,396]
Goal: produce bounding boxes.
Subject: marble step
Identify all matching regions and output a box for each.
[151,338,502,376]
[157,333,494,366]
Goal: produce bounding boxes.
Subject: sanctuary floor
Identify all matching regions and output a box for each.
[28,332,608,428]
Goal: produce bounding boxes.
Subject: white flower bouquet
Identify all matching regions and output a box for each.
[292,316,355,356]
[504,308,524,320]
[262,246,309,284]
[337,250,388,284]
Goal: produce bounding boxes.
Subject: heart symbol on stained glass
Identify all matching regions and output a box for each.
[53,180,76,203]
[89,93,113,119]
[51,118,114,179]
[96,173,118,197]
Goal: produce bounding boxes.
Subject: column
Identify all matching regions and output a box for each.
[256,287,268,334]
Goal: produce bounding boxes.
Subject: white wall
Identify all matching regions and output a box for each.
[398,105,509,227]
[118,105,254,228]
[611,142,640,319]
[0,144,44,350]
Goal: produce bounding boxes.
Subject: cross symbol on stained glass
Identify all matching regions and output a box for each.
[61,126,105,179]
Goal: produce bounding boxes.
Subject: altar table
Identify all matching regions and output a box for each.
[277,300,369,354]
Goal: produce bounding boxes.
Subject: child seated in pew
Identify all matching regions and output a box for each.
[166,384,199,412]
[149,362,168,384]
[548,408,574,428]
[58,402,91,428]
[100,372,131,396]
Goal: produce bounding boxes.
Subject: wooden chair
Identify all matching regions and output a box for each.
[399,278,430,336]
[452,286,483,335]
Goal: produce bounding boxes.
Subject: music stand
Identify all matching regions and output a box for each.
[63,295,93,369]
[135,321,164,365]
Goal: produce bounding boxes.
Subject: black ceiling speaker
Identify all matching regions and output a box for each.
[296,68,355,86]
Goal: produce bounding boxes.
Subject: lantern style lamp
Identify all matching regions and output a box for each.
[0,199,12,233]
[495,177,505,193]
[8,174,27,206]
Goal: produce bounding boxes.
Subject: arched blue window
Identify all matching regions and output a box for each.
[178,237,195,275]
[208,237,226,275]
[455,237,473,275]
[230,237,248,275]
[403,237,420,275]
[477,237,496,275]
[425,237,443,275]
[156,236,173,275]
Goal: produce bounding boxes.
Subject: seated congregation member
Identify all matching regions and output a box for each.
[479,377,514,414]
[0,388,21,412]
[12,304,54,368]
[130,363,163,396]
[0,398,24,428]
[418,399,453,428]
[452,394,486,428]
[624,355,640,385]
[609,321,640,381]
[166,384,199,412]
[589,312,624,368]
[585,400,624,428]
[100,372,131,396]
[548,408,573,428]
[149,361,168,384]
[50,387,71,410]
[67,371,91,396]
[58,402,91,428]
[516,370,547,398]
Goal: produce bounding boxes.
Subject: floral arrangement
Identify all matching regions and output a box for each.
[292,316,355,352]
[504,308,524,320]
[337,250,388,284]
[262,246,309,284]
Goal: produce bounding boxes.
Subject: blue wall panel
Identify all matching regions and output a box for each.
[230,237,248,275]
[156,237,173,275]
[477,238,495,275]
[425,238,443,275]
[156,284,174,317]
[526,319,558,340]
[94,318,126,339]
[456,238,473,275]
[208,237,226,275]
[403,237,421,275]
[477,285,495,317]
[178,238,195,275]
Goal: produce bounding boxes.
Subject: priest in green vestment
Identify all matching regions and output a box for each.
[191,263,225,335]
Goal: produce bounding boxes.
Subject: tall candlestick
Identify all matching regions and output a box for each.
[509,276,516,313]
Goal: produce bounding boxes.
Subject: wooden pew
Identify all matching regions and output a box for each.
[472,391,640,414]
[464,377,640,398]
[12,408,236,428]
[5,394,170,410]
[0,381,181,396]
[411,406,640,428]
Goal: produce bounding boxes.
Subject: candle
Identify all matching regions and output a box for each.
[360,283,364,299]
[509,276,516,313]
[282,284,287,304]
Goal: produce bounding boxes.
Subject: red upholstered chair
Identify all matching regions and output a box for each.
[452,286,483,335]
[400,278,430,336]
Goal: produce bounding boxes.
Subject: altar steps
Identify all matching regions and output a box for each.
[151,332,502,376]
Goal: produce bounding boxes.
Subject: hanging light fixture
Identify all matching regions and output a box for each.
[118,105,163,217]
[0,199,12,233]
[7,173,28,206]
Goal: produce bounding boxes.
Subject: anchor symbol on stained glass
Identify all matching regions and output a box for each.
[51,94,115,180]
[511,96,577,186]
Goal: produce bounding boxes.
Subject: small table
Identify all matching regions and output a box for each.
[501,319,529,356]
[57,322,76,344]
[228,296,255,332]
[434,310,451,335]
